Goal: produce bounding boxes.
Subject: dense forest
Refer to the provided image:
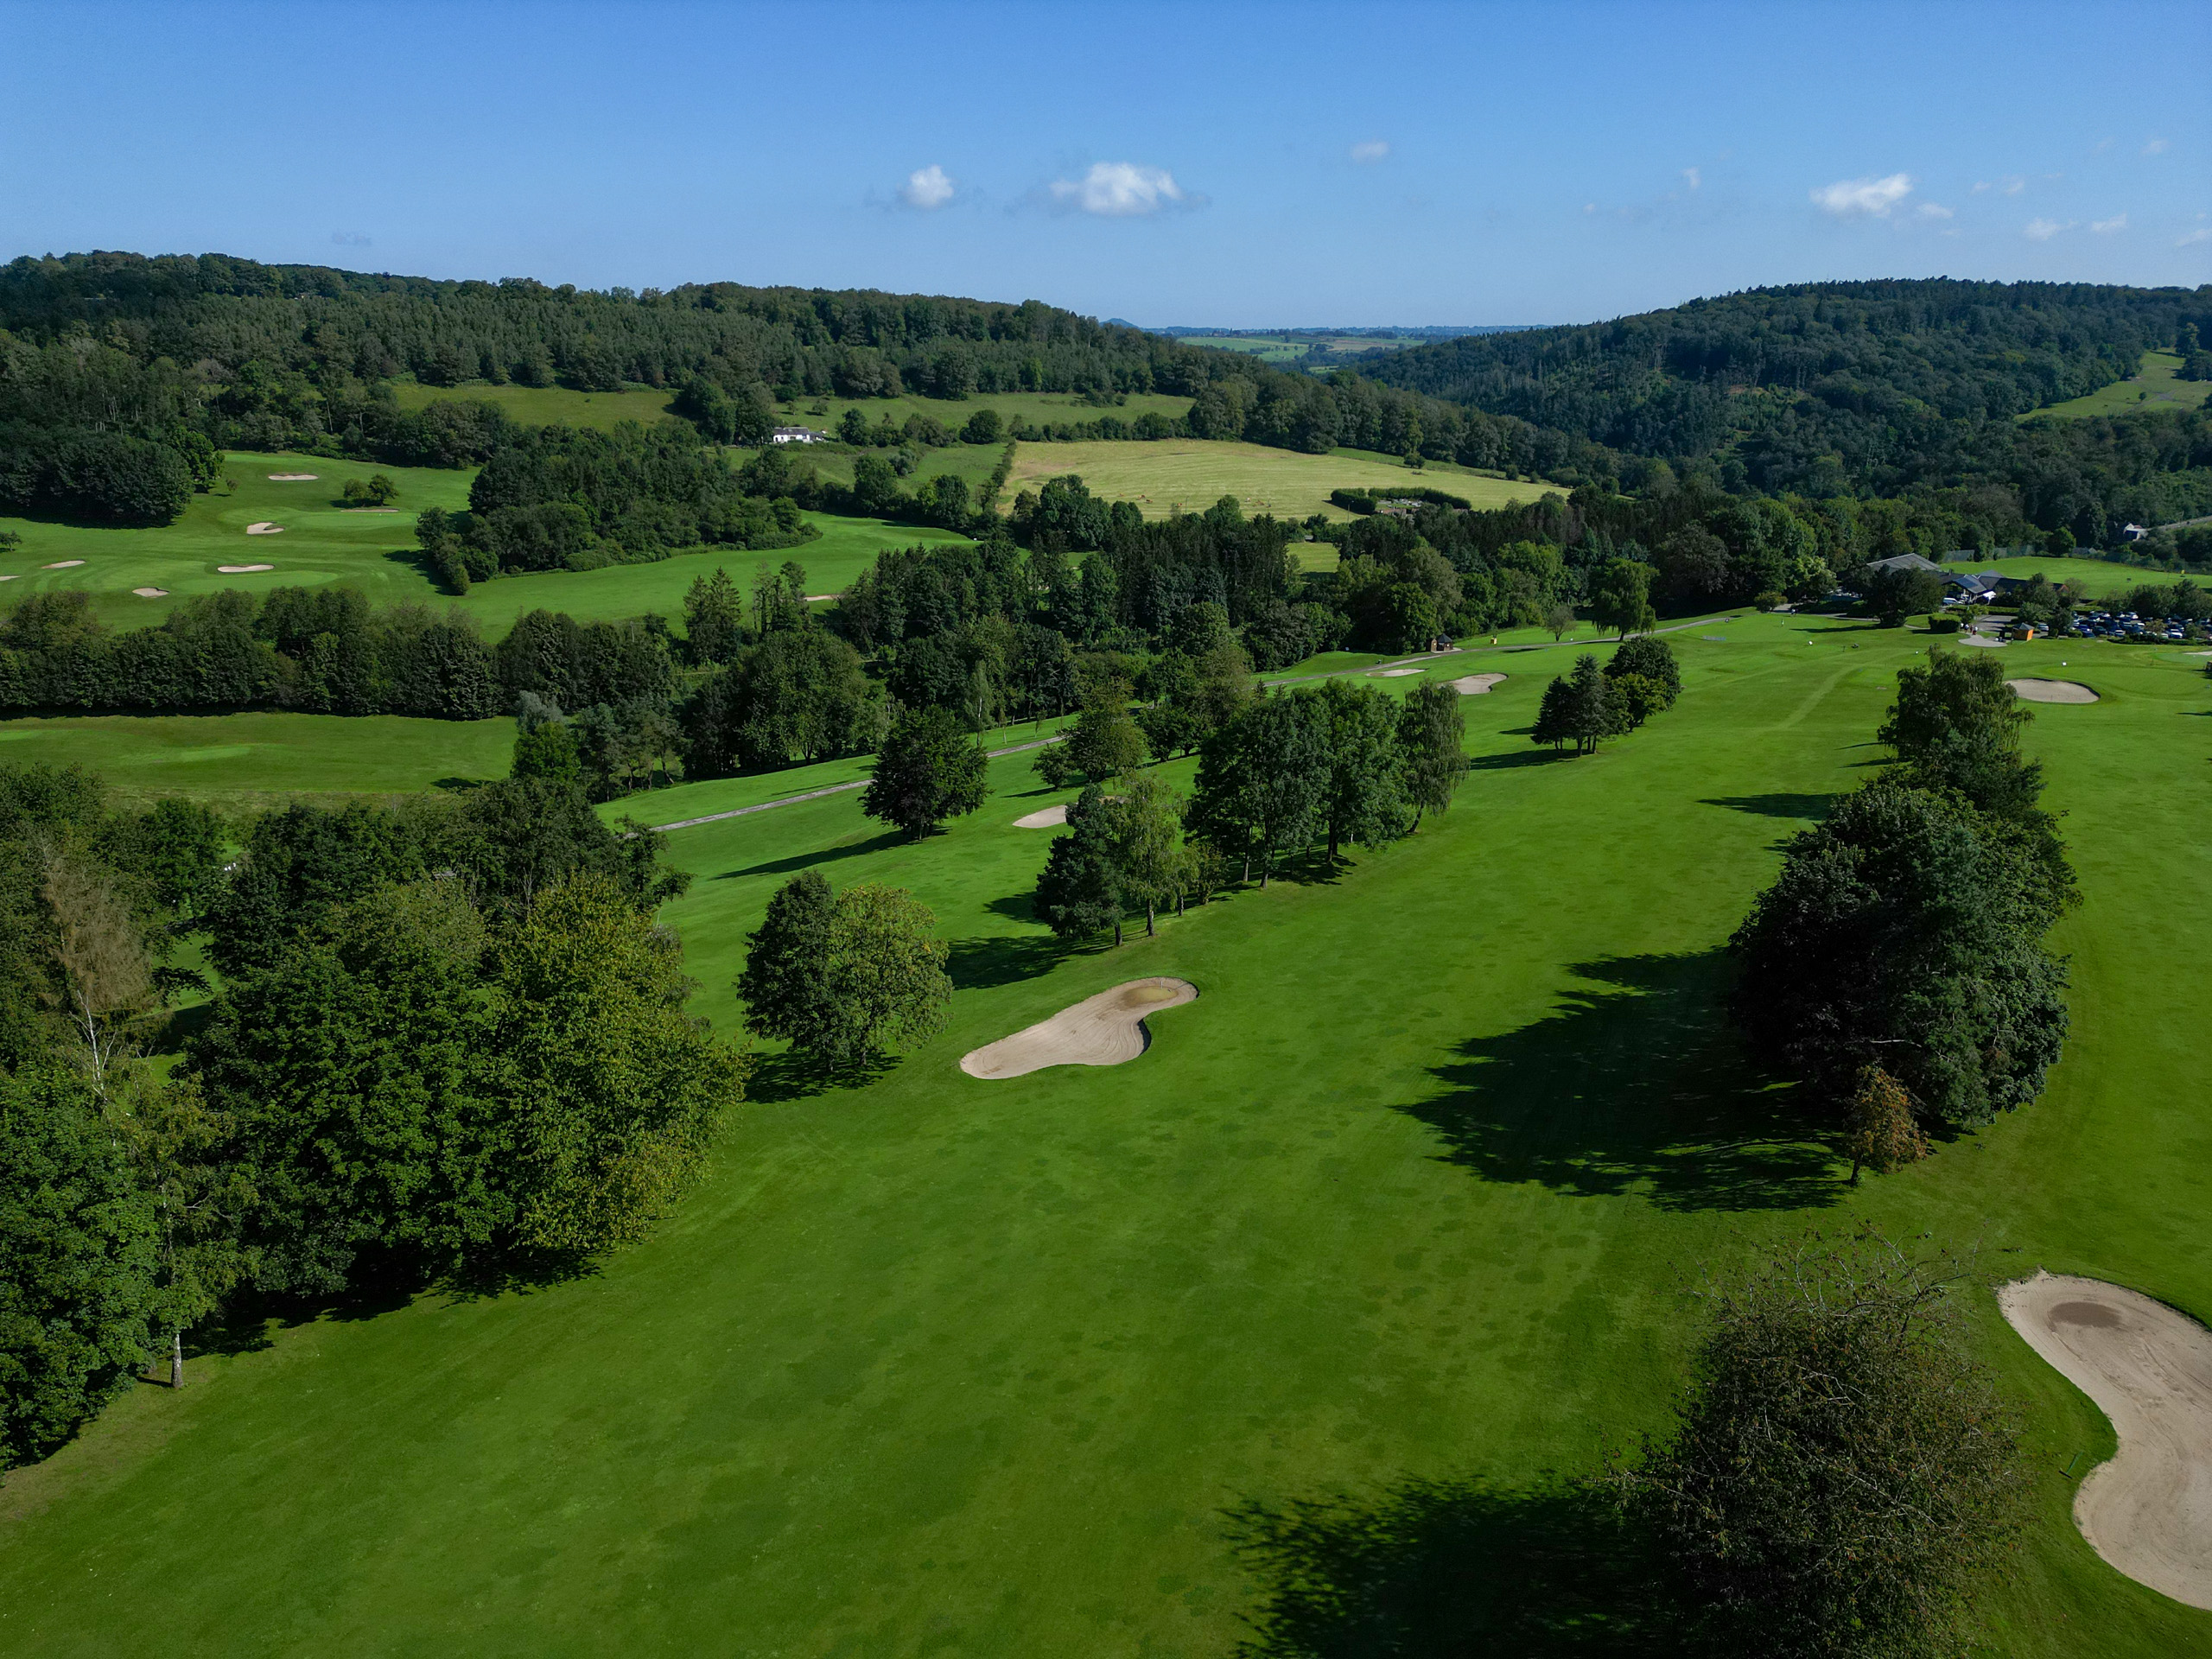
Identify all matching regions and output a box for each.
[1357,279,2212,537]
[0,251,1607,524]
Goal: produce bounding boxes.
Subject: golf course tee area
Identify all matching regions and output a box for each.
[0,611,2206,1656]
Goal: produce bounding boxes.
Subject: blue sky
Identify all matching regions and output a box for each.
[3,0,2205,326]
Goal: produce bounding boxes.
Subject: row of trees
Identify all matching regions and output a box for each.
[1733,649,2075,1141]
[0,588,676,722]
[0,758,732,1470]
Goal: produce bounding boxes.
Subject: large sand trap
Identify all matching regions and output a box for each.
[1371,667,1425,677]
[1450,673,1506,695]
[1999,1273,2212,1610]
[216,563,275,574]
[132,587,168,597]
[1014,804,1069,829]
[266,473,318,480]
[960,977,1197,1079]
[245,522,285,535]
[2009,678,2099,704]
[42,560,84,569]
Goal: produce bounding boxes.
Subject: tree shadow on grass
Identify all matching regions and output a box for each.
[714,829,906,882]
[1403,951,1840,1212]
[1224,1474,1694,1657]
[949,931,1066,990]
[1469,747,1575,772]
[1699,792,1837,821]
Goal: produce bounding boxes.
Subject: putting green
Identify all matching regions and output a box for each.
[0,613,2204,1656]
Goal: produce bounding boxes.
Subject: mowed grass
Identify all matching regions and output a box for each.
[2026,350,2212,421]
[0,614,2204,1654]
[0,713,512,814]
[1007,438,1566,521]
[0,454,969,633]
[390,378,681,429]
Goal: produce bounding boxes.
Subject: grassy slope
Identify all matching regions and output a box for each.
[2027,350,2212,421]
[389,379,681,429]
[0,712,512,814]
[1007,438,1563,521]
[0,454,968,632]
[769,388,1194,435]
[0,616,2205,1655]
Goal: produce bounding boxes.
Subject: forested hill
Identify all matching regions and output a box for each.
[1357,279,2212,496]
[0,249,1184,400]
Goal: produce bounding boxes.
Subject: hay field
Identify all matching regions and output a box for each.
[1006,439,1563,519]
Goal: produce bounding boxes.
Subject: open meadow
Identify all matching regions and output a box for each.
[1006,438,1564,520]
[767,387,1194,435]
[0,611,2204,1656]
[0,454,969,633]
[2028,350,2212,421]
[389,378,681,429]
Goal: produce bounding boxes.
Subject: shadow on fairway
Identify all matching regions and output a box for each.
[1407,951,1839,1212]
[1699,792,1837,822]
[949,929,1067,990]
[715,829,906,881]
[1466,747,1574,771]
[1224,1474,1691,1656]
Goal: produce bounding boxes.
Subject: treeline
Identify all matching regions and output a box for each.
[0,757,731,1470]
[416,421,813,591]
[1734,650,2074,1153]
[0,588,675,721]
[1358,279,2212,539]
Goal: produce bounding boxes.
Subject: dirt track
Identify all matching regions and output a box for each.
[1999,1272,2212,1609]
[960,978,1196,1079]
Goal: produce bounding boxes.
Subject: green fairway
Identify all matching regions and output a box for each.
[390,378,682,429]
[1007,438,1565,520]
[0,456,968,634]
[0,611,2204,1655]
[2026,350,2212,421]
[0,712,513,813]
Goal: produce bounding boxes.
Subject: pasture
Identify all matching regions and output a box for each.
[767,387,1193,436]
[1006,438,1564,520]
[1,613,2204,1656]
[0,455,969,633]
[2028,350,2212,421]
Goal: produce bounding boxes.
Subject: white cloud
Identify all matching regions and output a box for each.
[1972,181,1991,193]
[1682,166,1700,190]
[2144,137,2170,155]
[900,164,955,209]
[1916,202,1954,219]
[1349,139,1389,164]
[1811,173,1913,217]
[2090,213,2127,234]
[2000,175,2025,194]
[2177,228,2211,247]
[2024,217,2071,240]
[1584,202,1597,213]
[1050,162,1185,216]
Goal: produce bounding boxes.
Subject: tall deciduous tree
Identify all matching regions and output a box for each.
[1844,1066,1929,1184]
[1590,558,1656,638]
[816,883,954,1069]
[1190,695,1326,887]
[1611,1232,2025,1658]
[862,705,989,839]
[737,871,838,1050]
[1398,681,1466,827]
[0,1061,159,1470]
[1306,680,1410,861]
[1110,772,1188,936]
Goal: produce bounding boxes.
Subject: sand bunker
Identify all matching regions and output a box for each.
[1450,673,1506,695]
[132,587,168,597]
[1999,1273,2212,1610]
[266,473,318,480]
[245,522,284,535]
[2009,678,2099,704]
[960,977,1197,1079]
[216,563,275,574]
[42,560,85,569]
[1371,667,1425,677]
[1014,804,1069,829]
